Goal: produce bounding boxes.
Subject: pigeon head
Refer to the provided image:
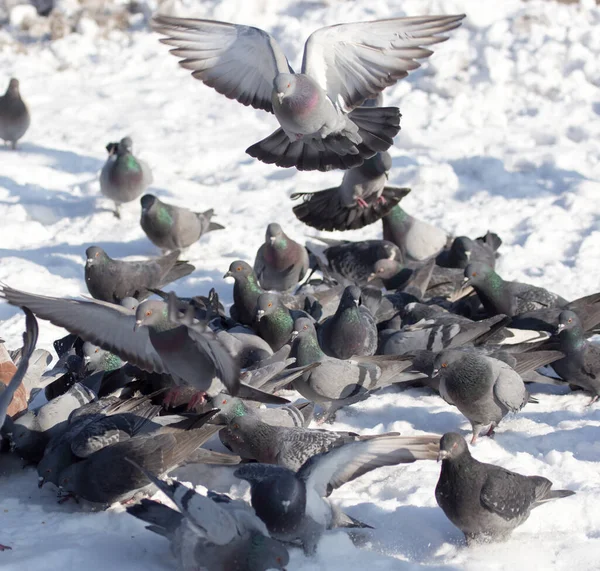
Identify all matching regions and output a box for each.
[57,462,81,498]
[438,432,469,461]
[140,194,158,211]
[369,259,402,281]
[85,246,109,266]
[82,342,103,364]
[118,136,133,154]
[247,471,306,534]
[247,533,289,571]
[431,350,464,378]
[256,292,280,321]
[450,237,475,266]
[290,317,316,342]
[6,78,20,95]
[134,300,168,331]
[120,297,139,311]
[223,260,253,280]
[556,310,581,334]
[339,285,361,310]
[382,241,399,260]
[105,142,119,155]
[273,73,297,103]
[463,262,496,288]
[209,394,247,424]
[266,222,284,246]
[362,151,392,178]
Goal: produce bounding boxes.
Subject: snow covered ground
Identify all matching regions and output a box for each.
[1,0,600,569]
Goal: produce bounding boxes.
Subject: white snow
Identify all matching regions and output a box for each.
[0,0,600,569]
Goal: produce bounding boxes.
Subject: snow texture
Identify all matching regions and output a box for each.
[1,0,600,569]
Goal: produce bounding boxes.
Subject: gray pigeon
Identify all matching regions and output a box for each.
[140,194,224,251]
[255,292,302,351]
[126,466,289,571]
[437,232,501,270]
[382,205,449,262]
[224,260,266,326]
[153,15,464,171]
[432,350,536,444]
[464,262,569,317]
[291,316,426,417]
[317,285,377,359]
[253,223,310,292]
[57,411,219,505]
[291,151,411,231]
[82,341,123,374]
[100,136,153,218]
[85,246,195,303]
[436,432,575,544]
[551,310,600,402]
[0,78,30,149]
[234,433,439,554]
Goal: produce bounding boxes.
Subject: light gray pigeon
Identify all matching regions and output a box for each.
[317,285,377,359]
[436,432,575,544]
[292,151,411,231]
[82,341,123,374]
[0,78,30,149]
[140,194,224,251]
[253,223,310,292]
[152,14,464,172]
[85,246,195,303]
[100,136,153,218]
[382,205,449,262]
[290,316,426,418]
[126,466,289,571]
[234,433,439,554]
[551,310,600,403]
[432,350,536,444]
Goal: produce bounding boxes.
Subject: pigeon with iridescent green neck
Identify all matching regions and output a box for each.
[100,136,153,218]
[550,310,600,403]
[253,223,310,292]
[382,204,449,262]
[255,292,306,351]
[140,194,224,251]
[82,342,123,374]
[0,78,30,150]
[224,260,266,326]
[464,262,569,318]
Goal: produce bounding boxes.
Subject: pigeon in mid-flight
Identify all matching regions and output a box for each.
[152,14,465,172]
[0,78,30,150]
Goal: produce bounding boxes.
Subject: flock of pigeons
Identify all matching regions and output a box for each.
[1,9,598,571]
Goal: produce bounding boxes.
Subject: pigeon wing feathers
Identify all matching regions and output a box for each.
[480,469,538,521]
[302,15,465,111]
[0,285,165,373]
[297,434,439,496]
[152,15,291,113]
[490,358,529,412]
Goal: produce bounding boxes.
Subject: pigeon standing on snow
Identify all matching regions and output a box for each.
[432,350,535,444]
[0,78,30,150]
[292,151,411,231]
[152,14,464,172]
[255,292,303,351]
[382,205,449,262]
[224,260,266,326]
[140,194,224,251]
[84,246,194,303]
[318,285,377,359]
[100,136,153,218]
[126,465,290,571]
[551,310,600,403]
[253,223,310,292]
[234,434,439,554]
[435,432,575,544]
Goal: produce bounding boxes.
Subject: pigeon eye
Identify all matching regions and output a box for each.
[452,442,457,449]
[276,557,283,563]
[236,266,242,271]
[303,324,308,330]
[286,83,290,88]
[145,310,152,317]
[441,363,448,368]
[267,302,272,308]
[232,423,239,430]
[568,318,572,323]
[472,272,477,277]
[222,399,227,404]
[95,252,99,257]
[94,348,99,353]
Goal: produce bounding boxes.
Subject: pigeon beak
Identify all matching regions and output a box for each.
[83,355,90,363]
[437,450,450,462]
[431,368,440,378]
[269,236,277,245]
[223,271,233,279]
[86,258,94,264]
[256,309,265,321]
[367,273,377,282]
[276,91,285,104]
[133,319,143,332]
[462,276,471,288]
[556,323,566,333]
[290,330,299,342]
[353,299,360,307]
[465,251,472,260]
[38,476,45,488]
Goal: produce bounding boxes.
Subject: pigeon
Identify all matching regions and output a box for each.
[81,342,123,374]
[224,260,267,326]
[255,292,303,352]
[152,14,464,172]
[126,465,289,571]
[317,285,378,359]
[463,262,571,317]
[234,433,439,554]
[435,432,575,544]
[437,233,501,270]
[0,78,30,150]
[291,151,411,231]
[550,310,600,402]
[0,308,37,431]
[382,205,449,262]
[308,238,402,286]
[100,136,153,218]
[253,223,310,292]
[57,410,219,505]
[85,246,194,303]
[432,350,535,444]
[290,316,426,417]
[140,194,224,251]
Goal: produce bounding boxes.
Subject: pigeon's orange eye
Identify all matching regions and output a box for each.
[276,557,283,563]
[236,266,242,271]
[452,442,457,449]
[303,324,308,330]
[441,363,448,368]
[287,83,290,88]
[232,423,239,430]
[568,318,572,323]
[222,399,227,404]
[472,272,477,277]
[95,252,99,257]
[145,310,152,317]
[267,303,272,308]
[95,349,98,353]
[378,268,384,273]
